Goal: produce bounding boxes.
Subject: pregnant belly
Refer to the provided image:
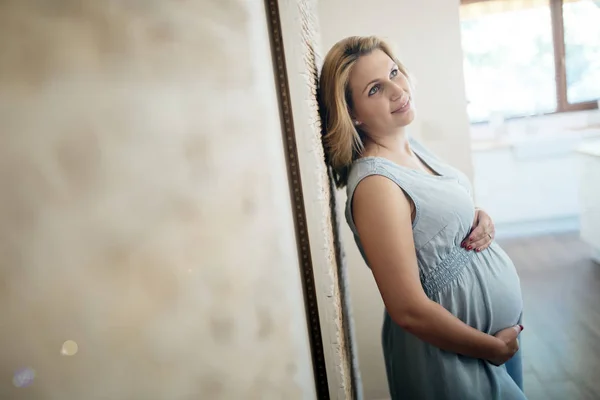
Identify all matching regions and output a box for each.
[438,242,524,335]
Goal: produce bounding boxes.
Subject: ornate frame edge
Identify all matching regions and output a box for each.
[264,0,330,398]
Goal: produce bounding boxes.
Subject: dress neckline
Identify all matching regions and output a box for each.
[355,138,446,179]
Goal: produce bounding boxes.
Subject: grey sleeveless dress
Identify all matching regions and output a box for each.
[345,136,527,400]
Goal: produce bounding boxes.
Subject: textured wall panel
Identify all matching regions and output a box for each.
[0,1,316,399]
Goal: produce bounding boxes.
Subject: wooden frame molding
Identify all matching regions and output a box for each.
[264,0,329,398]
[263,0,361,398]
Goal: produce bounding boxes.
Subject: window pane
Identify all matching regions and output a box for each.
[563,0,600,104]
[460,1,557,123]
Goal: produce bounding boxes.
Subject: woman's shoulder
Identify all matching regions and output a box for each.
[347,157,392,188]
[346,156,415,201]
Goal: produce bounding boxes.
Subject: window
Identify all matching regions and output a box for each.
[460,0,600,123]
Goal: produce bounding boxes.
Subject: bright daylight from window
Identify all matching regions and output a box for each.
[563,1,600,104]
[460,0,600,123]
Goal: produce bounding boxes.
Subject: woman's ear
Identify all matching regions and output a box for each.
[348,108,360,126]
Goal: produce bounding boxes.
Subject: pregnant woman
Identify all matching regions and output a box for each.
[318,36,526,399]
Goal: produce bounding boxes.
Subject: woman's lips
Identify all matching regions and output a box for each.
[392,98,411,113]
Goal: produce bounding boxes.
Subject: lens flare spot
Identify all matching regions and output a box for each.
[61,340,79,356]
[12,367,35,388]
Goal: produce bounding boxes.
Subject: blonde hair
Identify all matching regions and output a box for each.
[318,36,411,188]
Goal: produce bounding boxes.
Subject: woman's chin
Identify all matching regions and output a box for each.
[393,109,416,127]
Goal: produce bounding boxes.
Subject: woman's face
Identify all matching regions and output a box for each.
[348,49,415,136]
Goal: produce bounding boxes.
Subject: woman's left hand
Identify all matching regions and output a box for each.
[462,208,495,252]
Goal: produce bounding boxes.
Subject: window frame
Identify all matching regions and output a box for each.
[460,0,599,122]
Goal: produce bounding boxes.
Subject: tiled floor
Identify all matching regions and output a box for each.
[498,233,600,400]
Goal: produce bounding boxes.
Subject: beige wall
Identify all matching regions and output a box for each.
[318,0,473,399]
[0,1,316,399]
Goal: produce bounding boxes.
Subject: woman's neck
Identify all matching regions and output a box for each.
[363,129,411,157]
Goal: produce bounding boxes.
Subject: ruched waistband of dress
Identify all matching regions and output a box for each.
[420,246,474,297]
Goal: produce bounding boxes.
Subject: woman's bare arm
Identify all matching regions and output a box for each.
[352,175,508,361]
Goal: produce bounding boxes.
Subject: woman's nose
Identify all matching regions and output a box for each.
[390,82,405,100]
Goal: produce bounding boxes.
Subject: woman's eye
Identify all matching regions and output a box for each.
[390,69,399,78]
[368,84,380,96]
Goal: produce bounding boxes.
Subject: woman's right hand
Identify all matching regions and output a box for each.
[487,325,523,366]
